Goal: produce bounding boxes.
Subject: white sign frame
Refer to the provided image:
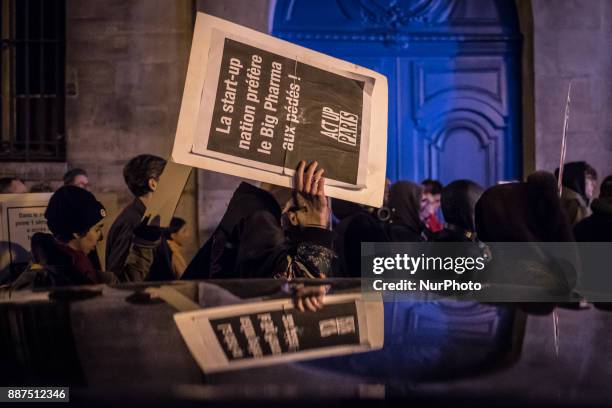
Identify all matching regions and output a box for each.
[174,293,384,373]
[172,12,388,207]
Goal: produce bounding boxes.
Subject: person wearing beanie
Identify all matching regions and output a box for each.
[43,186,108,284]
[12,186,160,289]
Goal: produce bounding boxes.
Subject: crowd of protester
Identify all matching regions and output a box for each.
[1,156,610,298]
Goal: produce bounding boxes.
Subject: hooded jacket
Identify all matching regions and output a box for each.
[475,171,578,300]
[435,180,484,242]
[182,182,335,280]
[386,181,425,242]
[106,198,173,282]
[556,161,593,225]
[574,197,612,242]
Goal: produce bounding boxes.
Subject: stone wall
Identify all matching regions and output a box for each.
[532,0,612,185]
[65,0,197,265]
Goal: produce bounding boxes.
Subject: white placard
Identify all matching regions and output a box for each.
[172,12,388,207]
[174,293,384,373]
[0,193,52,268]
[144,160,193,227]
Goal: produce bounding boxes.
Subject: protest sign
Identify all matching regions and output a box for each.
[172,13,388,207]
[0,193,52,274]
[174,293,383,373]
[144,160,192,227]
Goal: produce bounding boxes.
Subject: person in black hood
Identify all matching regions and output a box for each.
[435,180,484,242]
[475,171,577,302]
[574,175,612,242]
[477,172,574,243]
[427,180,487,287]
[555,161,598,225]
[331,179,394,277]
[385,181,428,242]
[182,181,282,280]
[183,161,335,280]
[335,204,388,278]
[329,198,378,277]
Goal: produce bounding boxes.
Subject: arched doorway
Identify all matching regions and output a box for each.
[272,0,523,186]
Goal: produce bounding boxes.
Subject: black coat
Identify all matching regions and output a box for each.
[574,198,612,242]
[383,181,427,242]
[336,211,388,277]
[183,182,336,280]
[106,198,173,282]
[475,172,578,299]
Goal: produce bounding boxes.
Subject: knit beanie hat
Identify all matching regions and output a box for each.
[45,185,107,241]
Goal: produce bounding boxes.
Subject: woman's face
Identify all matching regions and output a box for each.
[74,220,104,255]
[424,192,441,216]
[419,193,430,222]
[585,176,596,201]
[171,225,190,247]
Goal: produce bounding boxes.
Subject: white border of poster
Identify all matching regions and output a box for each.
[174,293,384,373]
[172,12,388,207]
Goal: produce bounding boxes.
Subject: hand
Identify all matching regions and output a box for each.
[292,161,330,228]
[292,284,330,312]
[133,216,162,242]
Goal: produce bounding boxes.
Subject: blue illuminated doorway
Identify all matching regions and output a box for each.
[272,0,523,186]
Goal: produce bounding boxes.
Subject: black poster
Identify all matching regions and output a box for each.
[206,38,367,185]
[210,302,360,361]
